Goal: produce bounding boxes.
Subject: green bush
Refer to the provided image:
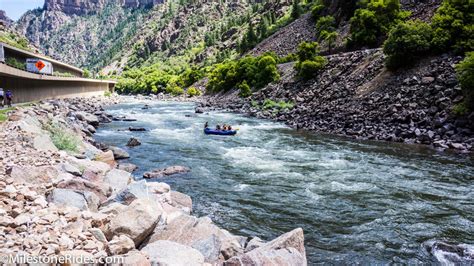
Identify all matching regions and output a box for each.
[296,58,327,79]
[315,16,336,39]
[383,20,433,69]
[262,99,295,111]
[294,42,327,79]
[311,4,326,20]
[166,83,184,96]
[44,123,80,153]
[238,81,252,98]
[296,41,320,62]
[5,57,26,70]
[206,54,280,93]
[456,52,474,110]
[187,87,202,97]
[104,91,112,97]
[278,53,298,64]
[431,0,473,53]
[348,0,409,48]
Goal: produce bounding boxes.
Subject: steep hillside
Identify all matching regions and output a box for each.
[205,50,473,151]
[16,0,293,72]
[249,0,443,57]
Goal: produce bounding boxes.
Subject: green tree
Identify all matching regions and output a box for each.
[321,30,338,53]
[383,20,433,69]
[348,0,408,47]
[315,16,336,40]
[291,0,303,20]
[431,0,473,53]
[294,42,327,79]
[456,52,474,110]
[257,17,269,39]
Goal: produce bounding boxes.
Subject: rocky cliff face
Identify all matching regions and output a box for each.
[0,10,13,27]
[44,0,164,15]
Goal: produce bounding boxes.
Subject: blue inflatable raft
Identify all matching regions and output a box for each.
[204,128,237,136]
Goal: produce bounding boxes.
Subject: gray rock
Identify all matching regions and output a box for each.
[47,188,89,210]
[117,163,138,173]
[143,165,191,179]
[224,228,306,266]
[105,198,163,246]
[245,237,265,252]
[104,169,132,194]
[76,111,100,127]
[33,134,58,152]
[60,163,82,176]
[170,191,193,212]
[141,240,205,266]
[146,214,244,263]
[109,146,130,160]
[126,137,141,147]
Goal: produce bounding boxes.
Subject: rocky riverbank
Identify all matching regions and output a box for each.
[0,96,307,265]
[201,49,474,153]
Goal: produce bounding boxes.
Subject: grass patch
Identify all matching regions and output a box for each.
[0,107,15,122]
[44,122,80,153]
[263,99,295,111]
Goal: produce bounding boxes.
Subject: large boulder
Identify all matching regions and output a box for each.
[118,163,138,173]
[109,146,130,160]
[141,240,205,266]
[8,165,59,185]
[95,150,115,165]
[170,191,193,212]
[105,199,163,246]
[33,134,58,152]
[104,169,132,194]
[102,180,171,207]
[224,228,307,266]
[146,214,244,263]
[47,188,89,210]
[126,138,141,147]
[76,111,100,127]
[107,235,136,255]
[56,178,111,202]
[143,165,191,179]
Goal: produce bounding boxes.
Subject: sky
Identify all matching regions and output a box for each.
[0,0,44,21]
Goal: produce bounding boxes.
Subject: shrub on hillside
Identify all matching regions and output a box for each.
[166,84,184,96]
[187,87,202,97]
[296,58,327,80]
[238,81,252,98]
[348,0,409,48]
[294,42,328,79]
[456,52,474,110]
[315,16,336,39]
[383,20,433,69]
[206,55,280,93]
[431,0,473,53]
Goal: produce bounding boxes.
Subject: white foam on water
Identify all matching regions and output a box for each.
[150,126,196,141]
[222,146,285,171]
[304,186,323,201]
[329,181,377,192]
[234,184,250,191]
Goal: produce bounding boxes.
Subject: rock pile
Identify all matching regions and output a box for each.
[0,96,307,265]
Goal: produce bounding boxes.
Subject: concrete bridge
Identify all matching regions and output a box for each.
[0,42,116,103]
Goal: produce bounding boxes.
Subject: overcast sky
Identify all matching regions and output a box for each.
[0,0,44,20]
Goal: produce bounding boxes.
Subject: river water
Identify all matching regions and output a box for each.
[95,99,474,264]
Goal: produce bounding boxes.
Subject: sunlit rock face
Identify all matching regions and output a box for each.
[44,0,165,15]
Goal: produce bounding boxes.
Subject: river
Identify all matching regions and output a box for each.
[95,99,474,264]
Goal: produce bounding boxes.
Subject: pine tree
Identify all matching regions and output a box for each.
[257,17,269,39]
[291,0,303,20]
[246,22,258,48]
